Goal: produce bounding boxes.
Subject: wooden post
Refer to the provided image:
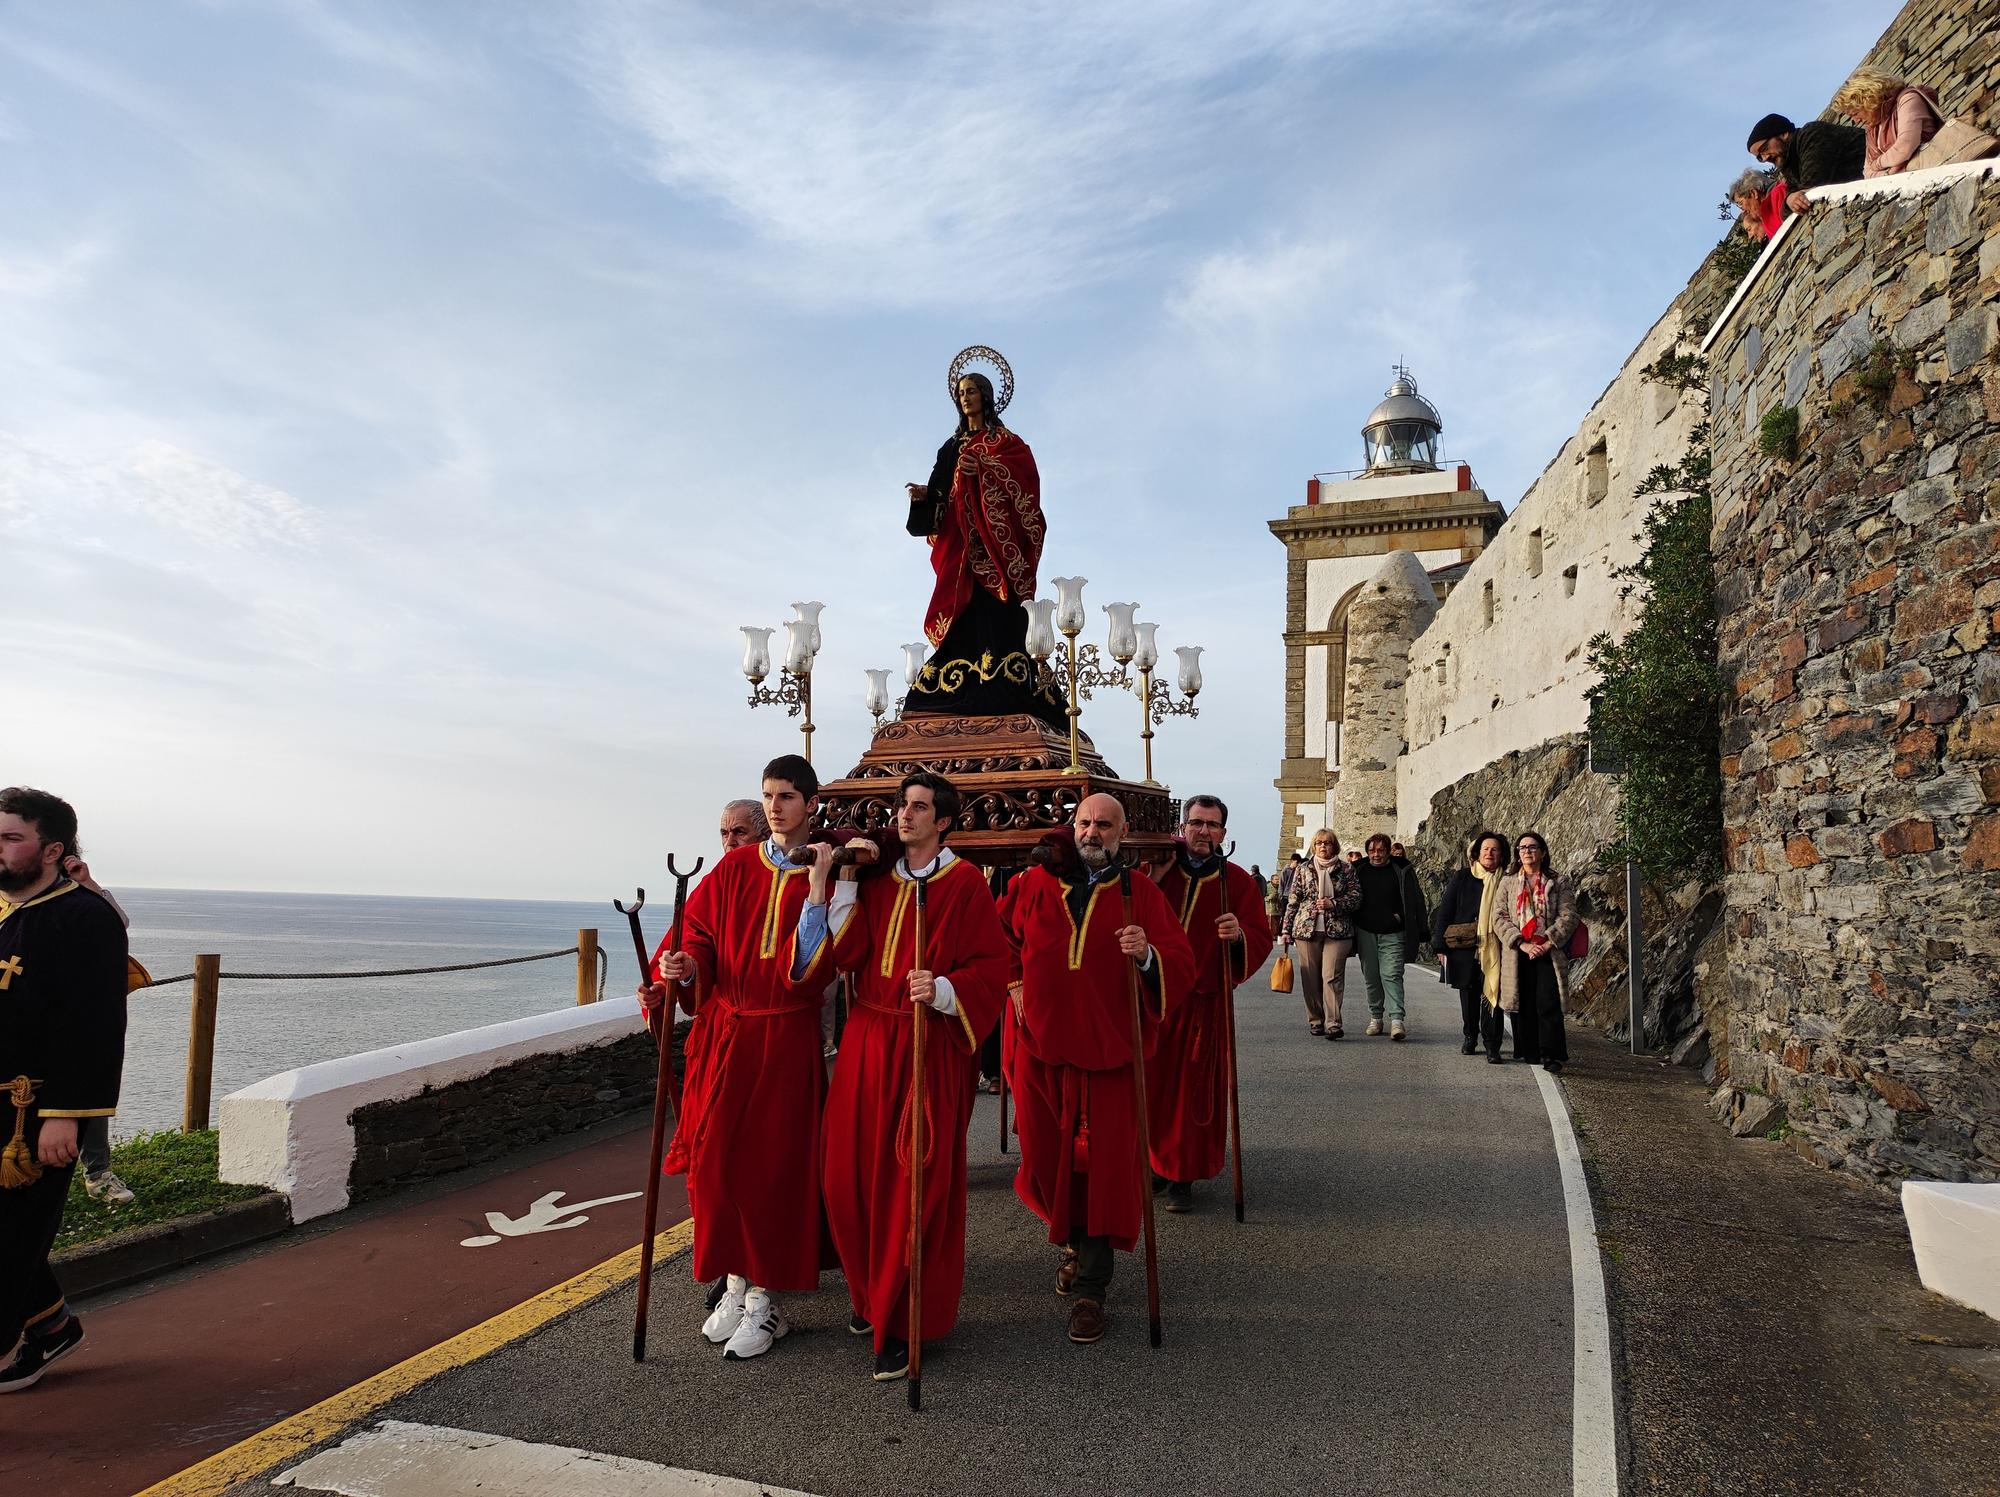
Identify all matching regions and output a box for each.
[184,954,220,1132]
[577,928,600,1005]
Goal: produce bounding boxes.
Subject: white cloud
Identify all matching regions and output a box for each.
[0,434,318,548]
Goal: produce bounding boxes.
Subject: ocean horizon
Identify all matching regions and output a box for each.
[113,886,662,1138]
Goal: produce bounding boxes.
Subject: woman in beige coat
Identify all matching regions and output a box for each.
[1491,829,1579,1072]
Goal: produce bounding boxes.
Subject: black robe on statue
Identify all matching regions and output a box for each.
[906,433,1067,729]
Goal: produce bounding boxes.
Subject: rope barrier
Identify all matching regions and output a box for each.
[138,944,608,994]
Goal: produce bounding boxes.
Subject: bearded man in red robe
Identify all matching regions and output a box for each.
[902,363,1067,729]
[819,771,1008,1382]
[1148,794,1273,1213]
[999,793,1194,1345]
[644,754,841,1361]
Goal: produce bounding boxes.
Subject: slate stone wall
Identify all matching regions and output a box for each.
[1705,167,2000,1183]
[348,1028,674,1202]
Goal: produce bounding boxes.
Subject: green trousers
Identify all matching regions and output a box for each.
[1355,928,1407,1021]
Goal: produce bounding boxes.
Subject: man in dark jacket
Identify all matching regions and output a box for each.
[1748,113,1865,214]
[1352,833,1429,1042]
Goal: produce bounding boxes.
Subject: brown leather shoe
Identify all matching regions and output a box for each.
[1056,1247,1078,1297]
[1067,1298,1108,1344]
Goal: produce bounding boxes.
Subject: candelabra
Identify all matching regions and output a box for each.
[741,600,824,762]
[1138,642,1203,784]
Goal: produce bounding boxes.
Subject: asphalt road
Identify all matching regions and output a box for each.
[240,957,1581,1497]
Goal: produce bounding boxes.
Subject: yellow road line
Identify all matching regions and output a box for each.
[135,1220,694,1497]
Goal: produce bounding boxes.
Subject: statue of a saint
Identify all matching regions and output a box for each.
[902,352,1067,728]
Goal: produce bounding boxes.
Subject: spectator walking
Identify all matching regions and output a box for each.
[1431,832,1510,1060]
[1280,829,1360,1039]
[1249,864,1267,900]
[1727,167,1787,242]
[1353,833,1429,1042]
[1747,113,1865,213]
[1492,831,1579,1074]
[1832,67,1940,177]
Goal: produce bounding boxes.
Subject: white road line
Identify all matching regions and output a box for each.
[1533,1067,1621,1497]
[274,1420,821,1497]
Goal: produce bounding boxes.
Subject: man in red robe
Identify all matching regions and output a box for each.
[644,755,840,1360]
[820,771,1008,1382]
[1148,794,1274,1214]
[1000,792,1194,1345]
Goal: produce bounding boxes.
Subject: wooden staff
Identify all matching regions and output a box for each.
[626,855,703,1363]
[908,871,932,1411]
[1117,864,1164,1349]
[998,1038,1010,1155]
[1219,841,1247,1225]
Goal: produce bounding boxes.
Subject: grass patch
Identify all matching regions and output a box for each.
[55,1128,270,1252]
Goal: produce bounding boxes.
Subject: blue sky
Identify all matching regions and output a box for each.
[3,0,1887,899]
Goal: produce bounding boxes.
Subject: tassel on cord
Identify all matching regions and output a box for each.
[1,1076,43,1189]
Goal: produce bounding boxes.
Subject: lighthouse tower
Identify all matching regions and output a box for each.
[1267,367,1505,862]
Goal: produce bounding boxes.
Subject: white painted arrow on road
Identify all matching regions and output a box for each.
[460,1188,643,1248]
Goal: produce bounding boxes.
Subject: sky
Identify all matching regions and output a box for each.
[2,0,1890,900]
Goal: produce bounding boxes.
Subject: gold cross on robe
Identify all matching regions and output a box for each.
[0,956,22,990]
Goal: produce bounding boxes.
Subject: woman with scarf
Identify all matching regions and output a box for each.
[1280,828,1362,1039]
[1491,831,1580,1073]
[1430,831,1510,1061]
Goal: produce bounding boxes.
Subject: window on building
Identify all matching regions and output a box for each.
[1482,579,1495,626]
[1562,563,1578,598]
[1586,439,1609,506]
[1526,528,1543,577]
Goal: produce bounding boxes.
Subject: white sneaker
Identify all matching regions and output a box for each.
[1390,1021,1407,1041]
[702,1275,748,1344]
[723,1289,788,1360]
[85,1171,134,1206]
[1365,1018,1383,1036]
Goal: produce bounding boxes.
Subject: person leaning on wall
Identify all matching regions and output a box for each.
[1747,111,1865,214]
[1831,66,1941,178]
[1491,830,1579,1075]
[1726,167,1786,243]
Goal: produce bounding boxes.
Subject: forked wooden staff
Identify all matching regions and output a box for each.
[907,870,932,1412]
[623,854,703,1363]
[1117,862,1164,1348]
[1219,840,1247,1224]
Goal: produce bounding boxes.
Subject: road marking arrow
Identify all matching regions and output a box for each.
[460,1189,643,1248]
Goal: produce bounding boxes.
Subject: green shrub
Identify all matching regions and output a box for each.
[1758,404,1800,462]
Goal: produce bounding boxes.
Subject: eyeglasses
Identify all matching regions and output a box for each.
[1185,818,1226,831]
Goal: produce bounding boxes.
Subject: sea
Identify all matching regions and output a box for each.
[114,887,647,1138]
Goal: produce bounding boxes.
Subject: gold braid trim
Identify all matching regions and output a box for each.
[2,1076,44,1189]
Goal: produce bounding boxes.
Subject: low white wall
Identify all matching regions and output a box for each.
[219,1002,649,1223]
[1903,1181,2000,1322]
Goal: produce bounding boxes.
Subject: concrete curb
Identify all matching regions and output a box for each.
[56,1192,293,1299]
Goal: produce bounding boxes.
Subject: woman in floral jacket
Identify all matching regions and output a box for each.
[1281,828,1363,1039]
[1492,829,1580,1073]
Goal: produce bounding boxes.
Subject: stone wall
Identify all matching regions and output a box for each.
[1705,162,2000,1183]
[347,1028,670,1202]
[1331,551,1437,850]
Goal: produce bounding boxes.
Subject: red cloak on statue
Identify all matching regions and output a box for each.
[924,427,1045,647]
[821,854,1008,1355]
[1147,855,1274,1185]
[651,841,835,1292]
[999,849,1194,1251]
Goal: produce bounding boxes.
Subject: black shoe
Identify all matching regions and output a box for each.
[1461,1039,1478,1055]
[0,1315,84,1393]
[1325,1026,1343,1040]
[1514,1054,1537,1064]
[847,1313,872,1336]
[1486,1052,1504,1065]
[1163,1181,1193,1213]
[1543,1060,1565,1075]
[872,1340,910,1382]
[1151,1174,1168,1195]
[705,1276,728,1312]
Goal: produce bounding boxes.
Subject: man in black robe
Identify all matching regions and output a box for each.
[0,787,127,1393]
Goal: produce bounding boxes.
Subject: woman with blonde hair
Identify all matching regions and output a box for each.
[1832,66,1940,177]
[1492,830,1580,1073]
[1280,827,1362,1039]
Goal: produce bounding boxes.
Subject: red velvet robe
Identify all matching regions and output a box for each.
[924,427,1045,646]
[999,866,1195,1251]
[821,854,1008,1353]
[650,841,835,1291]
[1147,856,1275,1184]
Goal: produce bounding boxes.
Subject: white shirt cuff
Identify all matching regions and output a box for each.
[932,974,959,1017]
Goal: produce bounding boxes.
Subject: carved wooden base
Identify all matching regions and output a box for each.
[816,712,1180,865]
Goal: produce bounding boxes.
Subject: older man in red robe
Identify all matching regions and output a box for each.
[1148,794,1273,1214]
[820,771,1008,1383]
[1000,793,1194,1345]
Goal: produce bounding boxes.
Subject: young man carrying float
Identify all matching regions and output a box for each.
[1148,795,1273,1215]
[640,755,842,1361]
[1000,792,1194,1344]
[818,771,1009,1383]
